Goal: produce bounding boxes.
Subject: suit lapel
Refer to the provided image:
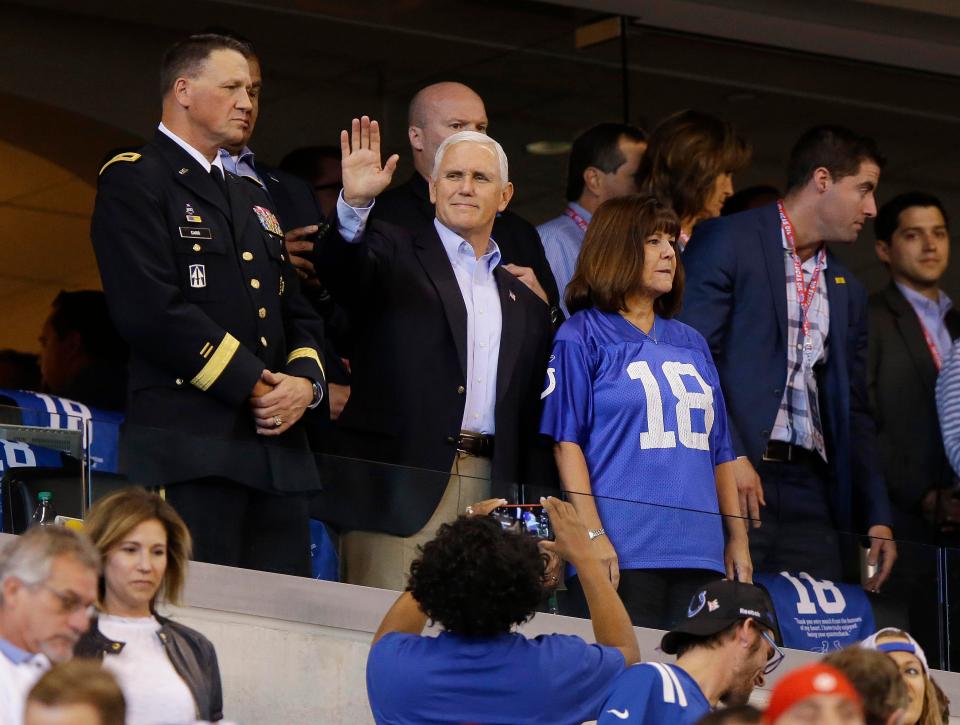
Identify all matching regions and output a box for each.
[414,227,468,379]
[493,267,525,405]
[153,132,232,221]
[759,206,788,344]
[883,282,939,395]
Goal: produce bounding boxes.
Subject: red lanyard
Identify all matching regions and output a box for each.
[778,201,825,346]
[563,206,589,232]
[915,315,943,370]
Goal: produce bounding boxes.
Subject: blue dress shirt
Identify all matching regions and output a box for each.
[537,202,591,318]
[896,282,953,361]
[336,195,503,433]
[219,146,261,184]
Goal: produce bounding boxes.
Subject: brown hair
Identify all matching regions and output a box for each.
[823,646,908,725]
[566,194,683,317]
[27,660,125,725]
[83,487,192,608]
[636,110,751,223]
[159,33,252,97]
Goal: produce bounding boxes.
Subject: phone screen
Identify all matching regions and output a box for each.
[491,505,553,540]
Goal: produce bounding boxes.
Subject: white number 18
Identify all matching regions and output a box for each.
[626,360,715,451]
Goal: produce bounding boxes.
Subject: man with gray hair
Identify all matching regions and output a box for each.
[0,526,100,725]
[316,117,554,589]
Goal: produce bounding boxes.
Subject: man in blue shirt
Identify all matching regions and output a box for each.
[869,191,960,664]
[599,580,782,724]
[0,527,100,725]
[537,123,647,317]
[367,496,639,725]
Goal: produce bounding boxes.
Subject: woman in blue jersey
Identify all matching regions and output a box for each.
[539,194,751,630]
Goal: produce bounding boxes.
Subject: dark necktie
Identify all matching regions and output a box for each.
[209,165,230,206]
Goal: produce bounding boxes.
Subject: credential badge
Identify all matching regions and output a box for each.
[189,264,207,288]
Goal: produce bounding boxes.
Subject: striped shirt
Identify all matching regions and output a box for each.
[936,338,960,478]
[770,235,829,459]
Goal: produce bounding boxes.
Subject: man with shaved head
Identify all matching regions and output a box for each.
[368,82,562,325]
[316,118,554,589]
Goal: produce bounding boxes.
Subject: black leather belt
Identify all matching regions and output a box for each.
[761,440,821,465]
[457,431,495,458]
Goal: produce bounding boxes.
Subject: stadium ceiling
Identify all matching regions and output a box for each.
[545,0,960,77]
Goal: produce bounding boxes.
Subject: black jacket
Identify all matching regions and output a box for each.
[91,132,326,492]
[75,614,223,722]
[369,172,562,326]
[256,162,352,381]
[868,282,960,515]
[316,220,555,535]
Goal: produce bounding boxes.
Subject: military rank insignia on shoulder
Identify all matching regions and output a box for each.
[99,151,142,176]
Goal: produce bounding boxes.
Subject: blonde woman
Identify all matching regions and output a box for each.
[862,628,945,725]
[74,487,222,724]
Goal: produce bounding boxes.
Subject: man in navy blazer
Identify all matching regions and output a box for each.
[316,118,553,589]
[680,126,896,590]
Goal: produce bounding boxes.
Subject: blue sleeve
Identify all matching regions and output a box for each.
[540,635,626,722]
[365,633,408,721]
[847,284,893,529]
[539,337,594,447]
[699,335,735,466]
[598,665,662,724]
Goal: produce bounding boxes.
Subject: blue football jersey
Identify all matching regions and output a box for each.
[598,662,711,724]
[539,309,735,571]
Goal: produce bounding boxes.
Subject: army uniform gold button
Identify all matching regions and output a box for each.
[258,307,267,319]
[175,378,184,386]
[250,279,260,289]
[260,336,268,347]
[242,252,254,261]
[192,244,202,252]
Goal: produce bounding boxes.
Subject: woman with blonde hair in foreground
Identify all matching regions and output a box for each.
[74,487,223,724]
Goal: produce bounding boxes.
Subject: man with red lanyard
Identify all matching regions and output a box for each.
[679,125,896,593]
[870,192,959,663]
[537,123,646,317]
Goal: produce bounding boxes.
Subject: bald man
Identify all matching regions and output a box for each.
[368,82,562,325]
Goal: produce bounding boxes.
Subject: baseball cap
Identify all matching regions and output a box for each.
[661,580,781,654]
[763,663,862,724]
[860,627,930,678]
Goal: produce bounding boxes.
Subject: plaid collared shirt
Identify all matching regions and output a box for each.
[770,233,830,460]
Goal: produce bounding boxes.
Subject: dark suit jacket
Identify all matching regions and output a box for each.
[91,132,325,493]
[315,220,554,535]
[679,203,892,532]
[868,282,960,515]
[256,162,351,383]
[369,172,562,324]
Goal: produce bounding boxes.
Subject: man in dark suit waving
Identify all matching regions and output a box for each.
[318,117,553,589]
[679,126,896,591]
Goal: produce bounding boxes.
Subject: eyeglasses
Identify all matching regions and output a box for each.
[760,629,785,675]
[35,583,97,619]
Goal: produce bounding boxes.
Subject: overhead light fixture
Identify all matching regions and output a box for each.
[525,141,572,155]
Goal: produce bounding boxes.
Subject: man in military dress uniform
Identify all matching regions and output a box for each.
[90,34,326,576]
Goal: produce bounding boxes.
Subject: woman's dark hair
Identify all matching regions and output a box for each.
[408,515,546,636]
[566,194,683,317]
[636,110,750,223]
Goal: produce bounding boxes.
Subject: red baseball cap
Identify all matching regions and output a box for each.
[764,664,862,724]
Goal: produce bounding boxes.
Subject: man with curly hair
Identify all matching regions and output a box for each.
[366,496,639,725]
